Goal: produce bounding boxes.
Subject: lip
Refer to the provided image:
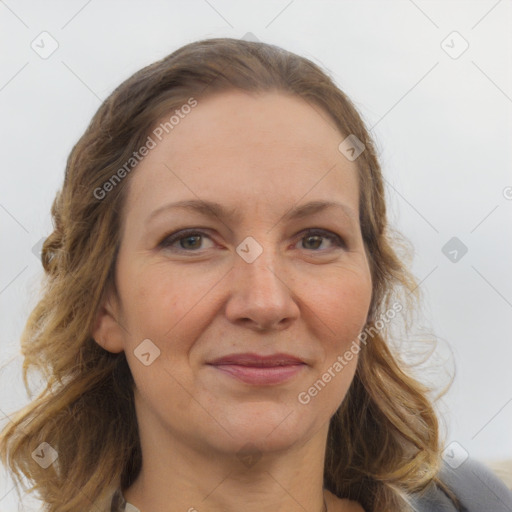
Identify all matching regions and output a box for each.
[207,353,306,386]
[208,353,305,366]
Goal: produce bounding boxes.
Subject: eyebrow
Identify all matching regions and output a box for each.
[146,199,357,227]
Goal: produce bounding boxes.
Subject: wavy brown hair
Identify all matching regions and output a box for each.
[0,37,460,512]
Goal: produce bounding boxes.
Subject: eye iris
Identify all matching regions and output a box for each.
[181,235,202,249]
[304,235,323,250]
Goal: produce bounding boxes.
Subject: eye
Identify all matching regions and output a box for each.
[159,229,214,252]
[296,229,346,251]
[158,228,346,253]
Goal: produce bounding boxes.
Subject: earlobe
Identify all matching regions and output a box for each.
[92,296,125,354]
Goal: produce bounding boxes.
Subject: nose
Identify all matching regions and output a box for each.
[224,244,300,332]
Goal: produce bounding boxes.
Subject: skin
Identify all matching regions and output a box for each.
[93,90,371,512]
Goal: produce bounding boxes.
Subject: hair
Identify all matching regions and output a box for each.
[0,37,460,512]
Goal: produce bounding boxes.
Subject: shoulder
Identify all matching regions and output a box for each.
[411,457,512,512]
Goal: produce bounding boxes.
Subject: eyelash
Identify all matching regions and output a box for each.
[158,228,346,253]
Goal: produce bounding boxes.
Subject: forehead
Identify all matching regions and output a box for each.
[124,90,360,222]
[165,90,350,170]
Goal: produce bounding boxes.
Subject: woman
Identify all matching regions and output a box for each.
[0,38,510,512]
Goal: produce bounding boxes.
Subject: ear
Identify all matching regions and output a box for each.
[92,290,125,354]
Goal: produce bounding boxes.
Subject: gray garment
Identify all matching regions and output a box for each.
[110,458,512,511]
[411,458,512,512]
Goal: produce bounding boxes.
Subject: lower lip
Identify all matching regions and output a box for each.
[209,363,305,385]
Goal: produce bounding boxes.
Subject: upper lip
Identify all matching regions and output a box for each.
[208,353,305,367]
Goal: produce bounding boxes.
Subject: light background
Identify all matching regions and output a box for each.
[1,0,511,509]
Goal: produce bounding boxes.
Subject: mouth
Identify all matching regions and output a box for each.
[207,353,306,386]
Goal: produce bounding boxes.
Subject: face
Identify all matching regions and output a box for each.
[94,90,373,457]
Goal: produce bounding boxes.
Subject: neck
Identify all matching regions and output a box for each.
[123,397,330,512]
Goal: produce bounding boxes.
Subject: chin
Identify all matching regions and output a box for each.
[207,402,314,454]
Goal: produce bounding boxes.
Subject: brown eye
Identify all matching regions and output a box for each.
[298,229,346,251]
[159,230,214,251]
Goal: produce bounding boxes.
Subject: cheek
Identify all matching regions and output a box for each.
[118,262,209,410]
[117,260,228,378]
[119,261,206,337]
[304,264,372,346]
[302,268,371,413]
